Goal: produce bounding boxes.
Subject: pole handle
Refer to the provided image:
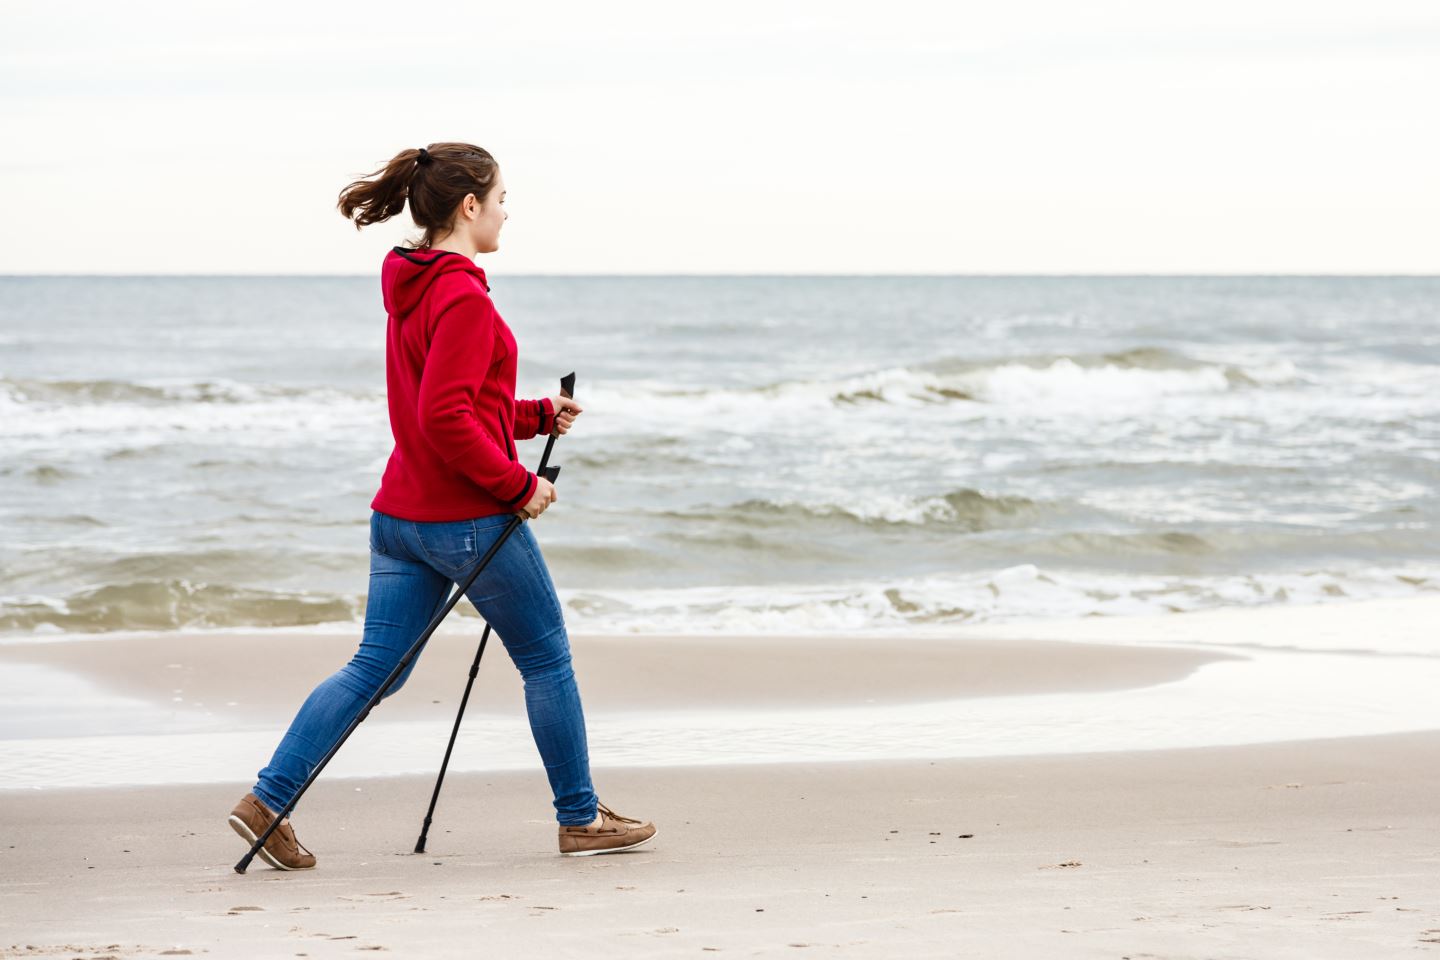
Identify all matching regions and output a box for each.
[519,373,573,519]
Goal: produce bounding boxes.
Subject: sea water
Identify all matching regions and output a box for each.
[2,275,1436,638]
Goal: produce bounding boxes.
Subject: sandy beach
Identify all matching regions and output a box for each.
[3,602,1439,957]
[2,732,1438,957]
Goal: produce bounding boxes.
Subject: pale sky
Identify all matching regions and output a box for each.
[3,0,1437,274]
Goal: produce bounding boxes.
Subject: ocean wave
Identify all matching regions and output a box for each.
[657,488,1041,530]
[4,564,1436,640]
[39,514,107,527]
[568,449,706,470]
[561,564,1440,640]
[8,464,75,484]
[0,347,1302,450]
[1015,525,1439,563]
[576,347,1306,429]
[0,545,378,603]
[0,375,383,449]
[633,517,1434,566]
[0,579,360,634]
[0,375,324,406]
[886,347,1304,407]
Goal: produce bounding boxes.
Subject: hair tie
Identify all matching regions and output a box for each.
[416,147,432,166]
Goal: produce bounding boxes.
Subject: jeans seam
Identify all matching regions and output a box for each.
[370,512,387,557]
[415,522,462,574]
[518,527,566,626]
[412,523,435,569]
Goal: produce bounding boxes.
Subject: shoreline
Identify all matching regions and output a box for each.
[5,596,1440,791]
[0,629,1247,793]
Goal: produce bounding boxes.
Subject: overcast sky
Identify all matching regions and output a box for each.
[3,0,1436,274]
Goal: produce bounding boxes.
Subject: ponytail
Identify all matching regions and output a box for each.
[337,142,499,249]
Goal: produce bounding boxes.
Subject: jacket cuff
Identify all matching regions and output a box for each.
[537,396,556,435]
[502,469,537,508]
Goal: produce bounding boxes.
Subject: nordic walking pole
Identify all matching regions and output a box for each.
[412,623,491,854]
[413,371,576,854]
[235,372,576,874]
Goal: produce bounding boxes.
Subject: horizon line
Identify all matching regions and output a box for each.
[3,271,1438,279]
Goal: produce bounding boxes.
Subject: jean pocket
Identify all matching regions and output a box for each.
[413,519,480,572]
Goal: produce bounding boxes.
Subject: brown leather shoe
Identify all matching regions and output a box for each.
[227,792,316,870]
[558,799,657,857]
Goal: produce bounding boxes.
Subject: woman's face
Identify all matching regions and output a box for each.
[459,170,507,254]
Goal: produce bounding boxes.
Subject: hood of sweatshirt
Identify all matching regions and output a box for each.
[381,246,491,320]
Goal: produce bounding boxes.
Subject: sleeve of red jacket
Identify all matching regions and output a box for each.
[416,289,536,508]
[512,396,556,440]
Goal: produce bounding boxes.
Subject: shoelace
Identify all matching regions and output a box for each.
[253,798,314,859]
[277,817,314,857]
[596,800,642,825]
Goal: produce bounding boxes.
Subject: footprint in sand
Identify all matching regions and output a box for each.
[337,892,409,902]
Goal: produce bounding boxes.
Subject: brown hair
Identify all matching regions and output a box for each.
[336,142,499,249]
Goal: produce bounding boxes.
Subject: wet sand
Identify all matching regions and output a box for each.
[0,628,1235,723]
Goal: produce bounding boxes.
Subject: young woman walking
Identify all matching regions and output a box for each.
[226,142,657,870]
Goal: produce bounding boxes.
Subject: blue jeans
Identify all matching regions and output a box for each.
[252,510,598,826]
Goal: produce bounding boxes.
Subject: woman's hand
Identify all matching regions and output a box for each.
[520,476,558,519]
[549,396,584,435]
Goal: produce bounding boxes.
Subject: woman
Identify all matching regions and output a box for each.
[226,142,657,870]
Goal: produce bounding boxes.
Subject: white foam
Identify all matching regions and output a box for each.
[0,381,385,455]
[570,367,941,438]
[3,567,1434,654]
[568,354,1306,438]
[956,357,1232,406]
[559,567,1440,651]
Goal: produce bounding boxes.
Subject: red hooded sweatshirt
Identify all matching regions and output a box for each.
[369,246,555,522]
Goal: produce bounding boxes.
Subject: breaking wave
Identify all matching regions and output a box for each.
[576,346,1307,431]
[0,580,361,634]
[658,488,1042,531]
